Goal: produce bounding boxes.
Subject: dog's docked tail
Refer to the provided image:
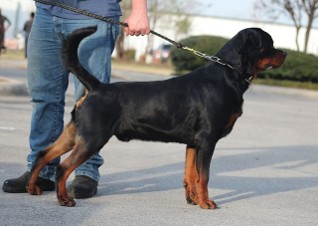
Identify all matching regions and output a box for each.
[62,26,100,92]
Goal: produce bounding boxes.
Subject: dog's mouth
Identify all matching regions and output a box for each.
[257,56,286,71]
[265,64,279,70]
[256,49,287,72]
[257,63,281,71]
[263,65,273,70]
[256,63,274,71]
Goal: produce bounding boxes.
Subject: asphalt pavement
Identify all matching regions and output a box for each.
[0,59,318,226]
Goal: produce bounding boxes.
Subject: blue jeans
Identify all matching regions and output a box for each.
[27,7,119,182]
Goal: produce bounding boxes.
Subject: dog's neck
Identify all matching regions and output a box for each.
[212,55,253,89]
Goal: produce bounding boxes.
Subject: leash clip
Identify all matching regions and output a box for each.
[209,56,226,65]
[183,47,208,59]
[245,76,253,85]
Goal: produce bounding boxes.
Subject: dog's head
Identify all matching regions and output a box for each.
[217,28,287,81]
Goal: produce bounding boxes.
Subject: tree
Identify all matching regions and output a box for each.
[302,0,318,53]
[142,0,193,62]
[115,0,194,61]
[255,0,318,53]
[115,1,131,59]
[284,0,302,51]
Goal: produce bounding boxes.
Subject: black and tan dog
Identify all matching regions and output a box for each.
[27,27,286,209]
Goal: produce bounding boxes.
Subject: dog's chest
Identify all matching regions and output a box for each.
[226,112,242,128]
[220,111,242,138]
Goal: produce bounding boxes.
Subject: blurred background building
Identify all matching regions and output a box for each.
[0,0,317,62]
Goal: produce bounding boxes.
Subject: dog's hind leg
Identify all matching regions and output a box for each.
[55,138,88,207]
[55,134,111,207]
[28,122,77,195]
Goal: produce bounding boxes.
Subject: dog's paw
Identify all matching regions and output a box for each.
[58,195,76,207]
[27,184,42,195]
[199,199,218,209]
[185,189,198,205]
[184,181,199,205]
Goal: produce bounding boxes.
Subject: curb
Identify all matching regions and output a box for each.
[0,76,29,96]
[251,84,318,100]
[1,69,318,100]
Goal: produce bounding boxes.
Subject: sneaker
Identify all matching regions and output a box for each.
[67,175,98,199]
[2,171,55,193]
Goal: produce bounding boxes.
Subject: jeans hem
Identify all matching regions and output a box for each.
[74,171,99,182]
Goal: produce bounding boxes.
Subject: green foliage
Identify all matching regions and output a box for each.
[170,35,318,84]
[258,49,318,83]
[170,35,228,72]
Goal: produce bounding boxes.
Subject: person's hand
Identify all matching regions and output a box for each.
[124,2,150,36]
[5,25,11,31]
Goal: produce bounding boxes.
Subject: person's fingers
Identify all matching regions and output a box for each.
[124,19,150,36]
[124,27,129,36]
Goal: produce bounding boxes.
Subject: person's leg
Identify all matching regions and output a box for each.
[27,8,70,182]
[0,31,4,48]
[61,17,119,198]
[2,7,67,193]
[0,31,4,54]
[24,36,28,58]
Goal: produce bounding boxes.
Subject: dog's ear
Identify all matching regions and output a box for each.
[216,28,263,68]
[246,29,263,49]
[234,28,263,53]
[216,28,268,75]
[244,29,263,75]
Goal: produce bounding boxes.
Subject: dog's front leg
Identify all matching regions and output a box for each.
[196,145,217,209]
[195,143,217,209]
[184,144,217,209]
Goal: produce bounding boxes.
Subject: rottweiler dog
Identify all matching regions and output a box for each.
[27,27,286,209]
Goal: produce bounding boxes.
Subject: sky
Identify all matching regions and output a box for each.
[1,0,317,40]
[197,0,318,26]
[199,0,257,19]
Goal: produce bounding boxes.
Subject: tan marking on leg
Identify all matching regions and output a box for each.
[28,122,77,195]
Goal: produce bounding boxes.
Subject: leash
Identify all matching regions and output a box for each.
[33,0,247,79]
